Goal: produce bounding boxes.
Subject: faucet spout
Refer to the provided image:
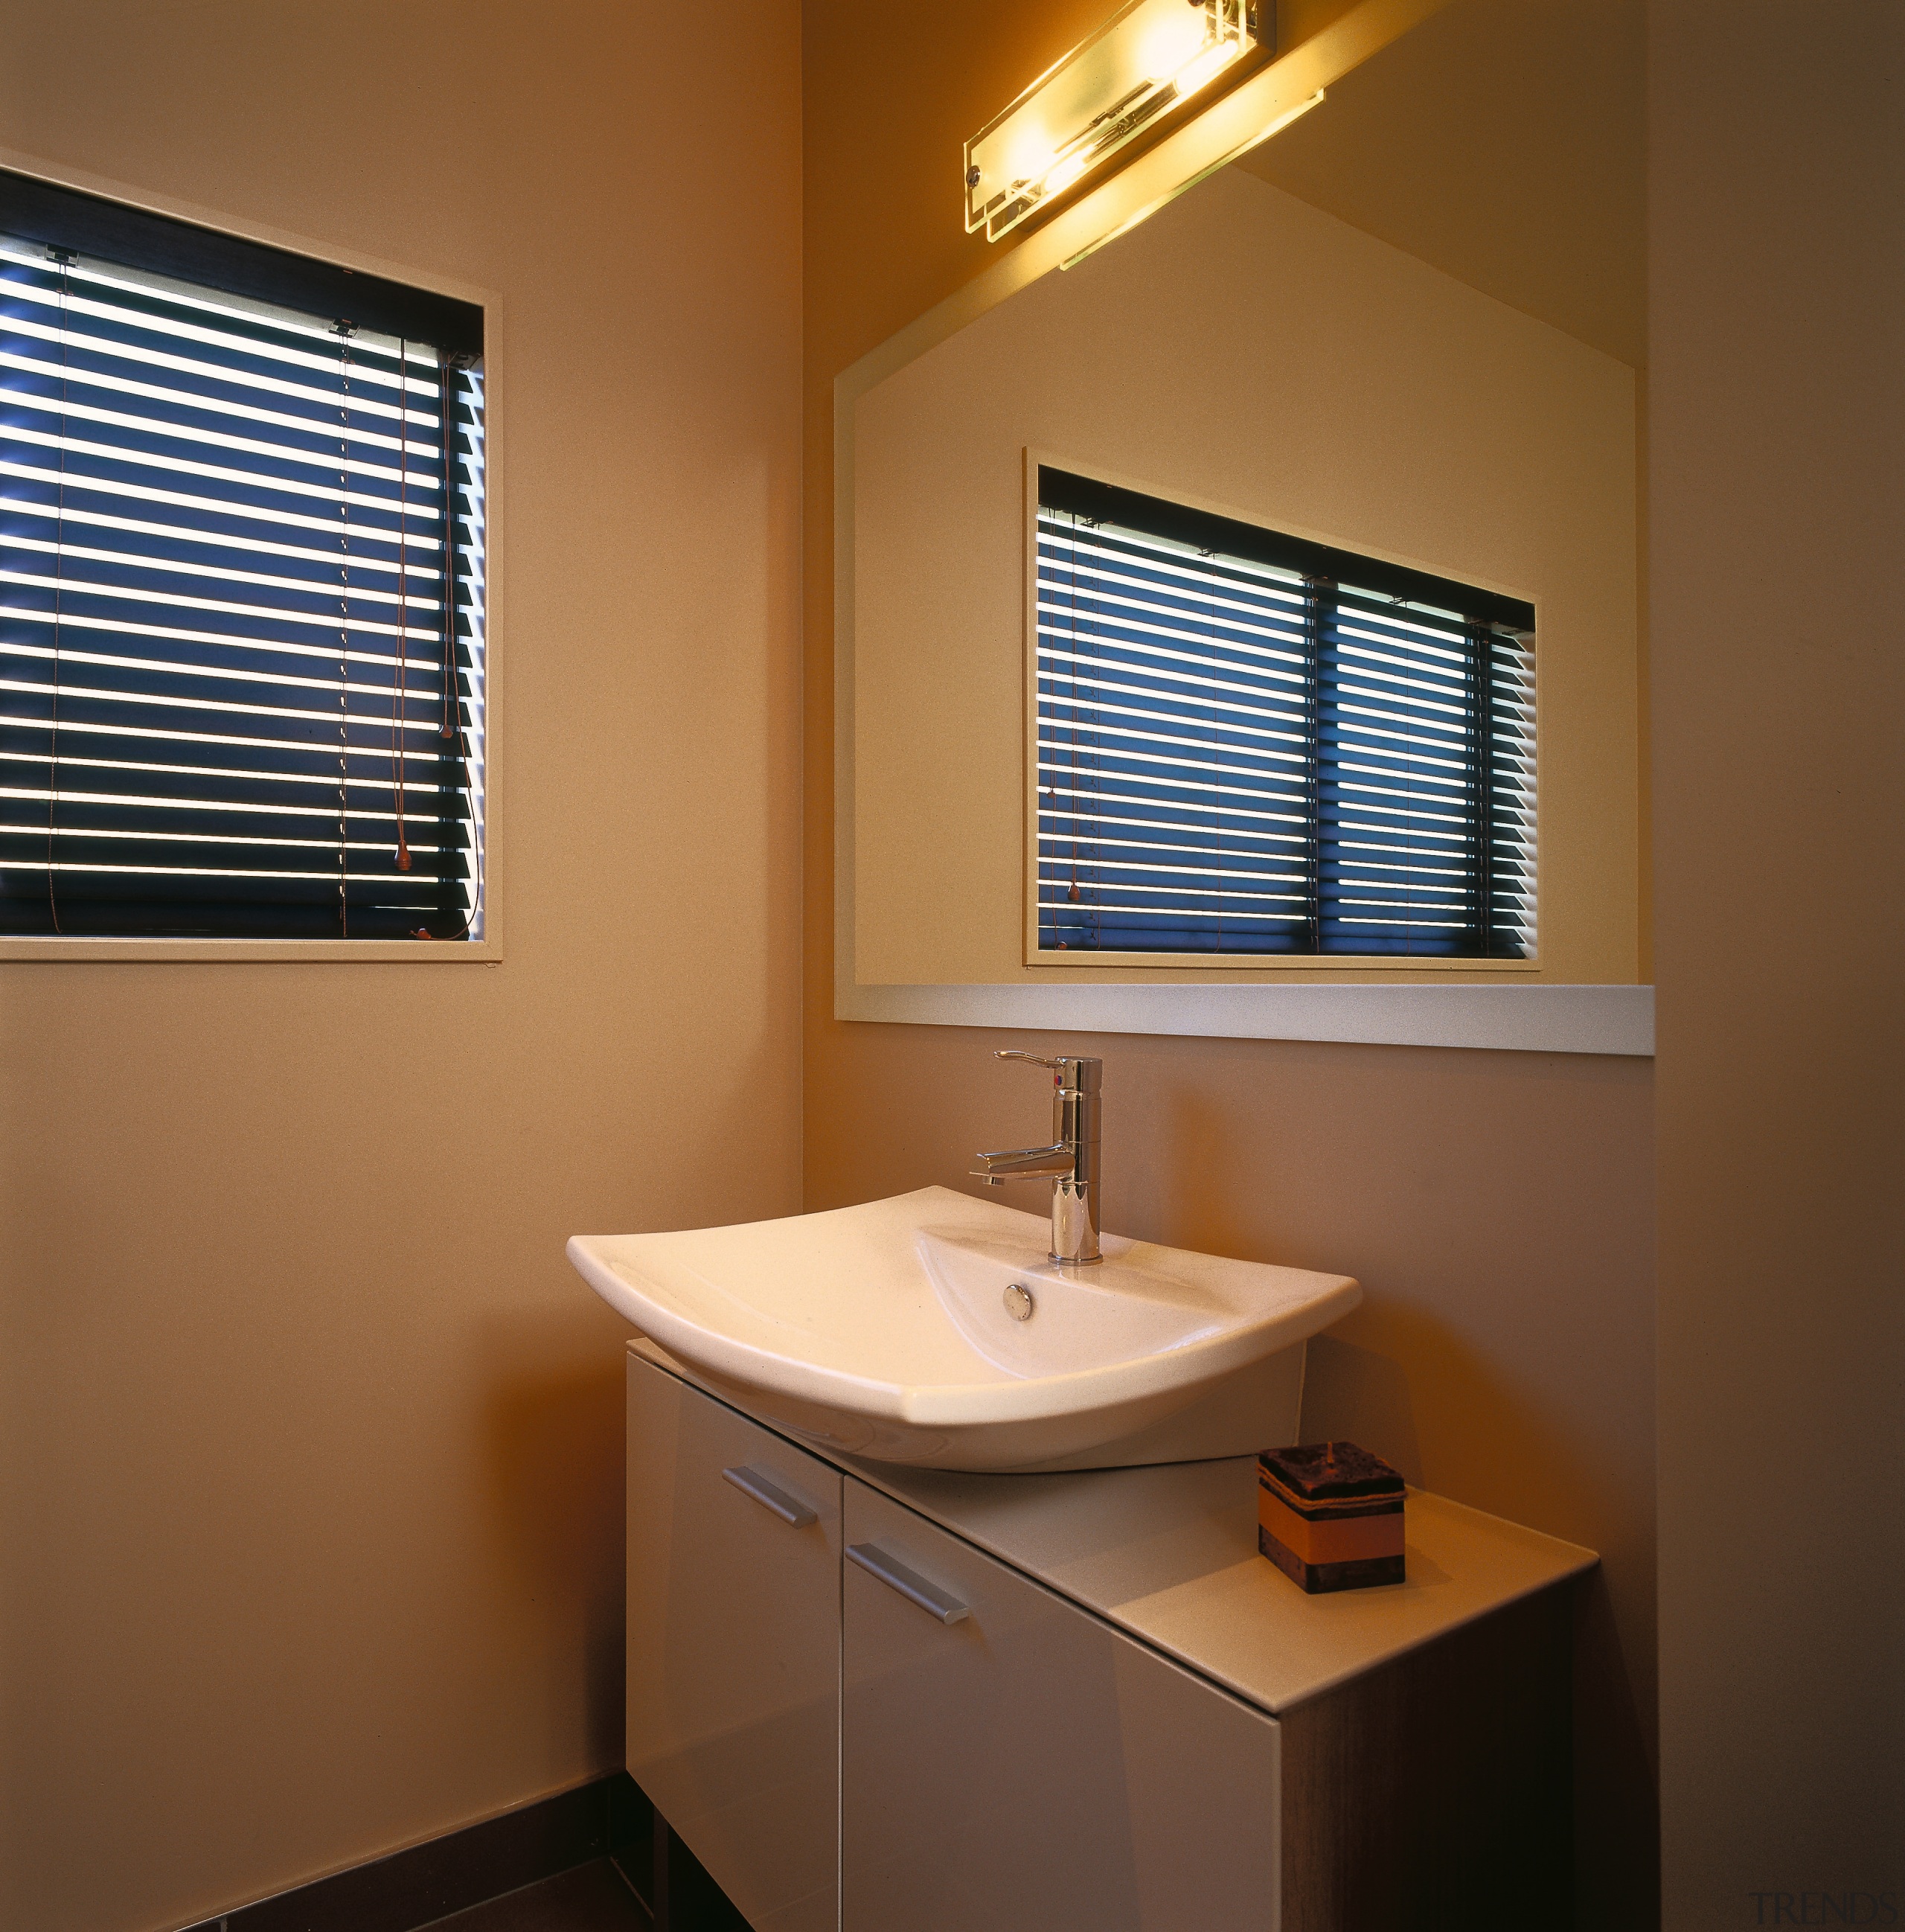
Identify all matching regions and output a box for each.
[970,1142,1075,1183]
[972,1052,1103,1264]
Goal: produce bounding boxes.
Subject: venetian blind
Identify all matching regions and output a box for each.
[1034,467,1536,958]
[0,172,485,939]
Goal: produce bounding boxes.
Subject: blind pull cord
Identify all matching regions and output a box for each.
[45,246,74,935]
[392,337,411,871]
[335,319,355,938]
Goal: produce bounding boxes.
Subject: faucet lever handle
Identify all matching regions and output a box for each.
[993,1049,1102,1093]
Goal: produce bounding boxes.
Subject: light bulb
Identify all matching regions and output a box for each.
[1137,8,1208,86]
[1172,39,1239,102]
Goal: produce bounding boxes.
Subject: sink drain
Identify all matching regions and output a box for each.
[1003,1282,1035,1322]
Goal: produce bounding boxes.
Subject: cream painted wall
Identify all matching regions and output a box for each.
[853,164,1639,985]
[0,7,802,1932]
[807,3,1657,1925]
[1651,2,1904,1922]
[1239,0,1646,370]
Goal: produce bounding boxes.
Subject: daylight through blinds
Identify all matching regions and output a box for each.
[1035,469,1535,958]
[0,208,484,938]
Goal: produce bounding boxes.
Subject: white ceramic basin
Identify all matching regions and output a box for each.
[568,1186,1360,1472]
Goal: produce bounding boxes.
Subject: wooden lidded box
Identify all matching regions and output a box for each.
[1258,1441,1406,1593]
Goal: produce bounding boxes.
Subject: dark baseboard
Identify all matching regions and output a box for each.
[178,1771,650,1932]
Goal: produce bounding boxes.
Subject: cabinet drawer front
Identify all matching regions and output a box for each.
[627,1352,840,1932]
[842,1478,1280,1932]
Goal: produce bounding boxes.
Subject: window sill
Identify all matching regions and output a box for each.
[0,938,500,964]
[837,979,1653,1056]
[1022,952,1543,972]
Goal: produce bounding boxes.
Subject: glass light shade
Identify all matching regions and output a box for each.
[964,0,1264,242]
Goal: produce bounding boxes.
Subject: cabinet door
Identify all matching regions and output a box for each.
[841,1478,1280,1932]
[627,1352,840,1932]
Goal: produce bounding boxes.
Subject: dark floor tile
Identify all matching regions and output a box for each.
[420,1859,650,1932]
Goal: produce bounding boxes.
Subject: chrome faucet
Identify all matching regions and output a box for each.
[970,1050,1103,1265]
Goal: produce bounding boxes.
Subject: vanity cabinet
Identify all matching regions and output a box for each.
[842,1479,1278,1931]
[628,1345,1589,1932]
[625,1356,842,1932]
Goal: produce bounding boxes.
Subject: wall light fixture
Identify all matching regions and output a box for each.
[964,0,1267,242]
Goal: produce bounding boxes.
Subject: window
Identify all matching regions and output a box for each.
[1034,467,1535,959]
[0,171,485,940]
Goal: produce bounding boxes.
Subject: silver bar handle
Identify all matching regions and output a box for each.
[721,1464,817,1528]
[846,1542,970,1625]
[995,1049,1102,1095]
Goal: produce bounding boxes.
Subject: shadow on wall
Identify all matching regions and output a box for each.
[1299,1334,1424,1485]
[482,1340,629,1774]
[1575,1567,1662,1927]
[1299,1299,1597,1507]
